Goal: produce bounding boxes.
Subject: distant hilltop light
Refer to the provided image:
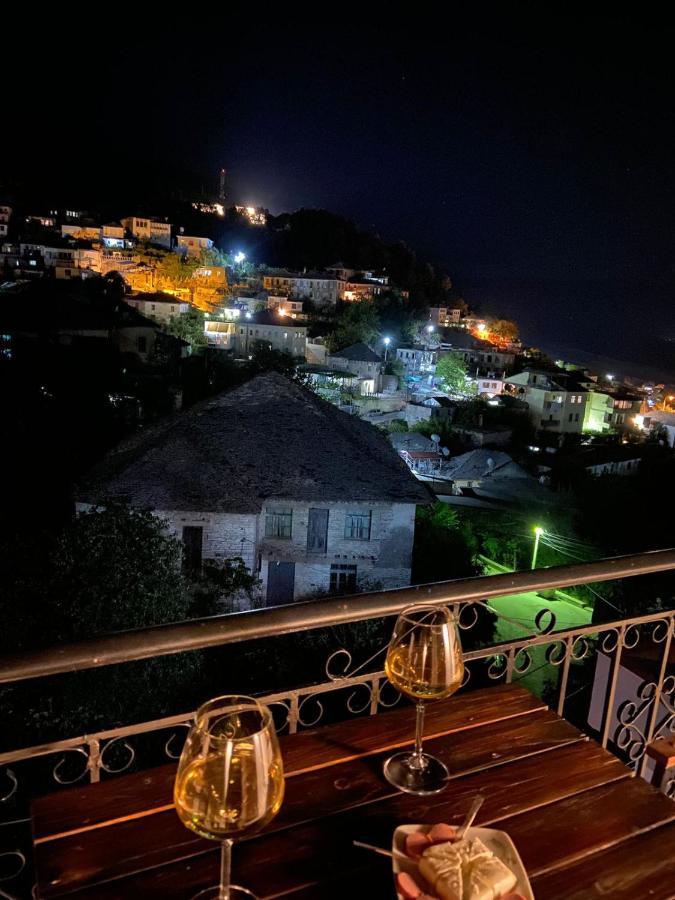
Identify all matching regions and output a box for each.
[235,205,267,226]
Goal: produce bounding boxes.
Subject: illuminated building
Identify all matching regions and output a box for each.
[429,306,462,327]
[262,271,345,307]
[121,216,172,248]
[175,234,214,257]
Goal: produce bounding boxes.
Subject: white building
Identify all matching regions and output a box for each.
[205,310,307,357]
[125,293,190,323]
[121,216,172,248]
[504,370,588,434]
[77,373,431,604]
[262,272,345,307]
[175,234,214,257]
[396,346,437,374]
[429,306,462,327]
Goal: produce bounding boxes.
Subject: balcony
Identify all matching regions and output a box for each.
[1,550,674,897]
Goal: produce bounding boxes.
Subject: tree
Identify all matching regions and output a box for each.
[165,306,206,349]
[156,252,199,288]
[327,303,380,351]
[490,319,519,343]
[436,353,470,395]
[412,503,497,648]
[245,346,308,382]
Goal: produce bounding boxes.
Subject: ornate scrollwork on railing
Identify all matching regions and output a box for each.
[457,602,480,631]
[325,648,354,681]
[345,681,374,715]
[0,850,26,884]
[544,640,567,666]
[513,647,534,676]
[0,769,18,804]
[267,700,292,735]
[571,634,593,660]
[486,655,507,682]
[377,678,401,709]
[164,724,191,760]
[654,675,675,743]
[100,737,136,775]
[297,693,325,729]
[53,747,90,786]
[665,776,675,800]
[533,608,557,635]
[622,623,642,650]
[615,680,659,764]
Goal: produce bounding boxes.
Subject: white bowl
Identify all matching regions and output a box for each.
[392,823,534,900]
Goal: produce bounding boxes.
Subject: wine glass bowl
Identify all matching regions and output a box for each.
[383,604,464,795]
[174,695,284,899]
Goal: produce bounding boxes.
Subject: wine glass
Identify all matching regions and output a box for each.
[174,695,285,900]
[383,603,464,795]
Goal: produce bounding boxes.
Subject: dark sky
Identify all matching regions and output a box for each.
[3,8,675,375]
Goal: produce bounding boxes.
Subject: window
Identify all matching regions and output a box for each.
[265,507,293,539]
[137,336,147,353]
[182,526,203,571]
[330,564,357,594]
[568,413,573,422]
[344,511,371,540]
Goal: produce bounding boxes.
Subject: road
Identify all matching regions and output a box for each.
[482,570,593,697]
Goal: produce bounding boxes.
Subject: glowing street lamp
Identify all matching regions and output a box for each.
[531,526,544,570]
[234,251,246,264]
[606,374,614,382]
[383,335,391,362]
[477,322,487,335]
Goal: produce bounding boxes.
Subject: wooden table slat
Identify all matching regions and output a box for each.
[32,682,544,841]
[35,708,580,896]
[530,819,675,900]
[42,739,632,899]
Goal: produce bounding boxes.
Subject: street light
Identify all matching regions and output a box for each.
[531,526,544,570]
[383,336,391,363]
[234,251,246,264]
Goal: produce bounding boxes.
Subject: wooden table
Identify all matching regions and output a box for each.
[31,684,675,899]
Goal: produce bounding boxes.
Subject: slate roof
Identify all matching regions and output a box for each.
[78,372,433,513]
[389,432,436,452]
[330,342,381,362]
[444,450,527,481]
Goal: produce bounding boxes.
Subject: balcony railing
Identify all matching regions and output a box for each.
[1,549,674,896]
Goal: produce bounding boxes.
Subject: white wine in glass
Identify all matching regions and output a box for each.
[384,603,464,795]
[174,695,284,900]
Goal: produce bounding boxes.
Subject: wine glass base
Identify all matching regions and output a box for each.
[190,886,258,899]
[383,751,449,795]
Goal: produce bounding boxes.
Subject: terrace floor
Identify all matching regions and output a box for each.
[31,683,675,899]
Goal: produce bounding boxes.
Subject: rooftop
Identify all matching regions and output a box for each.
[445,449,527,481]
[329,342,382,362]
[78,372,433,512]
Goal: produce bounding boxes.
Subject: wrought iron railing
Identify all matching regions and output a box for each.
[1,549,674,897]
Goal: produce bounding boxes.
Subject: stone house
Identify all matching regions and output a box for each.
[326,342,383,394]
[77,372,432,605]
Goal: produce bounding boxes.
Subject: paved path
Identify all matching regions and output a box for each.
[481,561,593,696]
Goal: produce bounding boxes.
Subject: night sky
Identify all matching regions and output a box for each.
[4,9,675,376]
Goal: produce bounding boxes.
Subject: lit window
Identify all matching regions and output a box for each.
[265,507,293,539]
[344,511,372,540]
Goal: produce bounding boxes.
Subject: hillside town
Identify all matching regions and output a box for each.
[2,193,674,614]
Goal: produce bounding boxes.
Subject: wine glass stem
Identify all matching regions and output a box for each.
[219,838,233,900]
[412,701,425,768]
